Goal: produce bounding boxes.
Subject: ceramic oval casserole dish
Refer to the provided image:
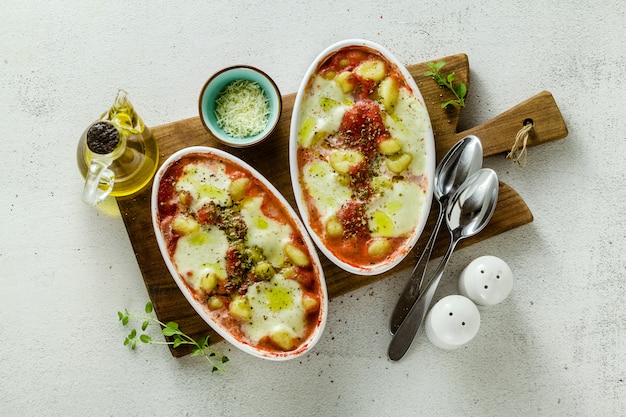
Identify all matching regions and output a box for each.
[289,39,435,275]
[152,146,328,360]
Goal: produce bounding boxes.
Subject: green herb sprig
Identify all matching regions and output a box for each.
[118,302,229,373]
[424,61,467,108]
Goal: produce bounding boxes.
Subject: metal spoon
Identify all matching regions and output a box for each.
[388,168,499,361]
[389,135,483,334]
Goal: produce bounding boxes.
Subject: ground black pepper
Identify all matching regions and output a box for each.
[86,121,120,154]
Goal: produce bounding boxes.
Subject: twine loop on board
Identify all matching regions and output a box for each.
[506,119,534,168]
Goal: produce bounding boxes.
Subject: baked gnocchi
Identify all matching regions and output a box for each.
[152,147,328,360]
[290,40,435,275]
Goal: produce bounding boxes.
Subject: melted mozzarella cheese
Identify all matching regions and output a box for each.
[175,162,232,211]
[384,89,430,174]
[243,273,306,343]
[301,160,352,223]
[173,226,229,290]
[368,180,425,237]
[241,196,292,267]
[297,76,350,147]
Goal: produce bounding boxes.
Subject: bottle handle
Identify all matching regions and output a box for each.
[82,158,115,206]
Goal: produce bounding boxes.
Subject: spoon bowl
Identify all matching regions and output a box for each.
[389,135,483,334]
[388,168,499,361]
[447,167,499,238]
[434,135,484,202]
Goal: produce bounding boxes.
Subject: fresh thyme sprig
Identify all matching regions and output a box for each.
[118,302,229,373]
[424,61,467,108]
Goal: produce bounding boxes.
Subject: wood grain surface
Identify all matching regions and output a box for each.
[116,53,567,356]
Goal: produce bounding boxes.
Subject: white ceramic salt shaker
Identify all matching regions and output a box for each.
[425,295,481,349]
[458,255,514,306]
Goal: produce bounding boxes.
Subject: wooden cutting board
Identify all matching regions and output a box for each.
[116,53,567,356]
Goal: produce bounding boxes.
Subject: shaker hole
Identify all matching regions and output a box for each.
[449,312,453,316]
[461,322,466,326]
[484,285,489,289]
[480,270,485,274]
[496,275,501,279]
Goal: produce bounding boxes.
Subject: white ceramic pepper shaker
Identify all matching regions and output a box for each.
[458,255,514,306]
[425,295,481,349]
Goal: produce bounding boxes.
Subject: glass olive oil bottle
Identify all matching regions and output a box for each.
[77,90,158,204]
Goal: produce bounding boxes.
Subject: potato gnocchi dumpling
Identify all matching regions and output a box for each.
[378,76,399,112]
[355,59,387,81]
[329,149,364,174]
[325,216,344,238]
[229,295,252,321]
[335,71,356,93]
[378,138,402,155]
[386,152,413,174]
[229,177,249,201]
[284,243,311,267]
[171,215,200,235]
[368,238,393,258]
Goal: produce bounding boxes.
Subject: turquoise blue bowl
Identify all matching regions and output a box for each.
[199,65,282,147]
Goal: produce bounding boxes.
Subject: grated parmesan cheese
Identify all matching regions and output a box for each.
[214,79,270,138]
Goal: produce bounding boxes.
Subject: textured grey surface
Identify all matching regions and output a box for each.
[1,1,624,416]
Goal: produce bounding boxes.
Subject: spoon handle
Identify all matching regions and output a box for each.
[389,203,445,334]
[388,236,458,361]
